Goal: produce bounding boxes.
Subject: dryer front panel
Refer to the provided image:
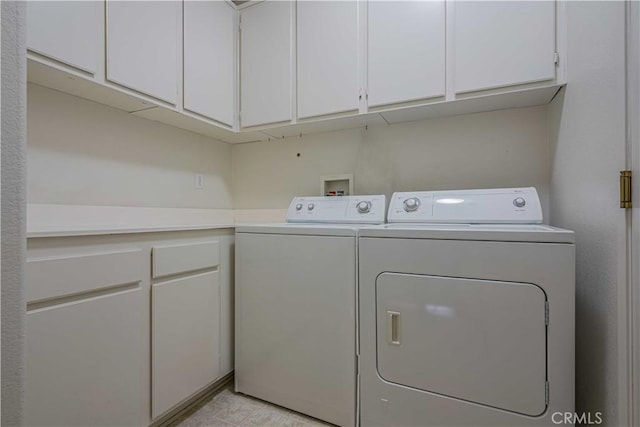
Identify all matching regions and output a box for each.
[376,273,547,416]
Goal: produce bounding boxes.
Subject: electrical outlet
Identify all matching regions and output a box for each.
[195,173,204,189]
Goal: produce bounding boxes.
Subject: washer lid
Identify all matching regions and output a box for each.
[235,223,359,237]
[388,187,543,224]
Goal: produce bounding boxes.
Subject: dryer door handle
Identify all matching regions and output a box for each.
[386,311,401,346]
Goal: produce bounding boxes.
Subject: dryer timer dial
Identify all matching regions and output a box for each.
[403,197,420,212]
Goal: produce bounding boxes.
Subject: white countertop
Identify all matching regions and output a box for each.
[27,204,287,238]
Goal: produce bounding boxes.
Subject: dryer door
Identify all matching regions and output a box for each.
[376,273,547,416]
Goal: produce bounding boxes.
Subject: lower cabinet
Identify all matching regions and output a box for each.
[26,274,147,426]
[151,241,221,418]
[25,229,234,426]
[152,272,220,418]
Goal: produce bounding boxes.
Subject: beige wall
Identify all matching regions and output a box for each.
[28,85,551,217]
[27,83,233,209]
[233,106,551,218]
[549,1,626,424]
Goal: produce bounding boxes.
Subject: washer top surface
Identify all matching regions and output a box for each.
[235,222,361,237]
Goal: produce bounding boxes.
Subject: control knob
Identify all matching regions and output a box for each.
[356,201,371,214]
[295,203,303,211]
[513,197,526,208]
[403,197,420,212]
[307,203,315,211]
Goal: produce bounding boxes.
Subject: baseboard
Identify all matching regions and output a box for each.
[152,372,234,427]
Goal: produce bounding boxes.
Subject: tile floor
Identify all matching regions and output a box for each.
[173,383,333,427]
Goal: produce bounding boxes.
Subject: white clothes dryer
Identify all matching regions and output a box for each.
[358,187,574,426]
[235,195,386,427]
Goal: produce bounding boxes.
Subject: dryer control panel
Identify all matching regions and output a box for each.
[286,195,386,224]
[388,187,543,224]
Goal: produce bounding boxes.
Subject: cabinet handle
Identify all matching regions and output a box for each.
[386,311,401,346]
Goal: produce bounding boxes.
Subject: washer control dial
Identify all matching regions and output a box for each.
[513,197,526,208]
[295,203,303,211]
[356,201,371,214]
[403,197,421,212]
[307,203,315,211]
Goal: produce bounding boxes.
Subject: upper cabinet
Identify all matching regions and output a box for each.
[367,1,445,108]
[453,1,556,94]
[106,1,180,105]
[26,0,566,143]
[184,1,235,126]
[297,1,359,119]
[26,1,102,75]
[240,0,292,128]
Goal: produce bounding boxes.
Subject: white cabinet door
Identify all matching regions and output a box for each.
[454,1,556,94]
[106,1,179,104]
[368,1,445,107]
[184,0,234,126]
[152,271,220,419]
[26,1,102,74]
[26,289,147,426]
[25,249,148,427]
[240,0,292,127]
[297,1,359,119]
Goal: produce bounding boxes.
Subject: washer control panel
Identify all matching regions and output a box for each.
[387,187,543,224]
[286,195,386,224]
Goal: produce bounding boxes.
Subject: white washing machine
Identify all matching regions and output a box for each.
[235,195,386,427]
[358,187,575,426]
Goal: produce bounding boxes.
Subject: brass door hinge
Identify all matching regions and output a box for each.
[621,170,632,208]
